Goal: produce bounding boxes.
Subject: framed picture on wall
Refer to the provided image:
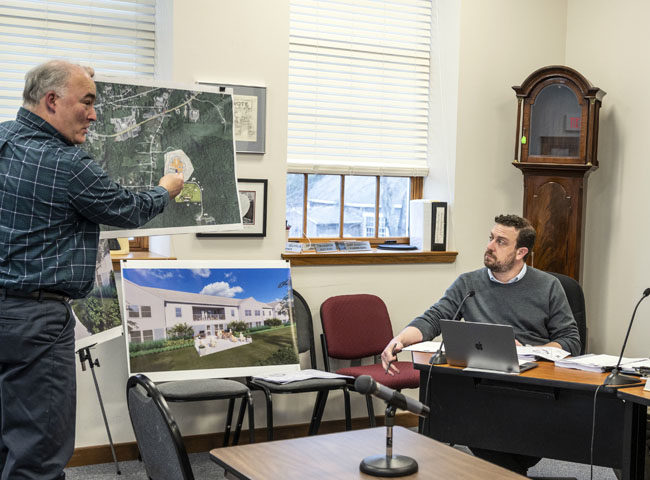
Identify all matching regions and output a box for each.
[197,179,268,238]
[197,82,266,153]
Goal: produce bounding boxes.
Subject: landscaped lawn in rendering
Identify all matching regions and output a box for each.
[130,325,297,373]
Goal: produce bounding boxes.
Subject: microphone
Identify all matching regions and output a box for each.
[429,290,475,365]
[603,288,650,386]
[354,375,430,417]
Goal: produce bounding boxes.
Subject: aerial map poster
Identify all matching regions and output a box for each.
[83,78,242,238]
[121,260,298,382]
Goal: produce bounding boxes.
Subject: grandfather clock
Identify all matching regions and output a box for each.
[512,66,605,281]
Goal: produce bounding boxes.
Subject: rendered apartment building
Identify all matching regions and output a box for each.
[124,279,285,343]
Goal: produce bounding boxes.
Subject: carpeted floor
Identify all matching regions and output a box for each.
[65,447,619,479]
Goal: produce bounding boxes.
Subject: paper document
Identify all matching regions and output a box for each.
[402,341,443,353]
[253,369,353,384]
[516,346,570,362]
[620,358,650,374]
[555,354,649,373]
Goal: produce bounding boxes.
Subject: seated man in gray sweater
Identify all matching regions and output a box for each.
[381,213,580,475]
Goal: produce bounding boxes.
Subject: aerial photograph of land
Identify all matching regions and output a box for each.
[83,80,241,236]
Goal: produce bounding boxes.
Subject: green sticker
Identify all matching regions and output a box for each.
[521,136,527,144]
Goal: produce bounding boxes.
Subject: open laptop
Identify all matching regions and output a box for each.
[439,320,537,374]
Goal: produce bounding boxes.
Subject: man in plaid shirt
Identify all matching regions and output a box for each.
[0,60,184,480]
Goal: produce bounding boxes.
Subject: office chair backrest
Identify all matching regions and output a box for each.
[548,271,587,355]
[292,290,318,369]
[126,374,194,480]
[320,294,394,359]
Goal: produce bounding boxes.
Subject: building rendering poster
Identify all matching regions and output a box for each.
[121,259,297,381]
[73,239,122,350]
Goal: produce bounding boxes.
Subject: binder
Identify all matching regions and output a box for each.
[409,200,447,251]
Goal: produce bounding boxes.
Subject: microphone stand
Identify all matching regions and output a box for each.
[429,291,474,365]
[603,289,650,386]
[359,404,418,477]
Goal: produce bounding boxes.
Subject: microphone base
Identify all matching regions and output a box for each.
[429,352,447,365]
[360,454,418,477]
[603,370,645,386]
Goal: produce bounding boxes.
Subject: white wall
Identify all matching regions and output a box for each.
[565,0,650,357]
[78,0,647,449]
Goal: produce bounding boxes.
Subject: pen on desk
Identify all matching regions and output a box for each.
[385,344,397,374]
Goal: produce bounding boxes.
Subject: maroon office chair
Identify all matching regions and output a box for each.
[320,294,419,427]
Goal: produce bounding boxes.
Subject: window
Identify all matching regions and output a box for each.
[130,330,141,343]
[175,307,182,318]
[287,174,420,243]
[128,305,139,318]
[245,310,252,316]
[231,309,236,317]
[0,1,159,254]
[255,310,260,316]
[142,330,154,342]
[287,1,431,241]
[140,306,152,317]
[0,0,157,122]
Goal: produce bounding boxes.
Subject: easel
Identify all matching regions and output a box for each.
[77,344,121,475]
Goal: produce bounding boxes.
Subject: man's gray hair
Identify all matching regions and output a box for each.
[22,60,94,108]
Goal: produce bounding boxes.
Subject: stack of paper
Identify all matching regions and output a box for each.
[253,369,353,384]
[402,341,443,353]
[554,354,649,373]
[516,346,570,362]
[620,358,650,375]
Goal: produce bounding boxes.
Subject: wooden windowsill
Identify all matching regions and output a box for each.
[281,250,457,266]
[111,251,177,271]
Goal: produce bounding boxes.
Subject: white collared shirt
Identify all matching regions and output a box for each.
[488,263,527,284]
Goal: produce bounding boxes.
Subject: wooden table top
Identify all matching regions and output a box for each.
[210,426,526,480]
[410,351,630,391]
[617,384,650,406]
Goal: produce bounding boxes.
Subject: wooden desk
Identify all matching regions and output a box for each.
[412,352,647,480]
[210,426,526,479]
[618,385,650,406]
[617,384,650,479]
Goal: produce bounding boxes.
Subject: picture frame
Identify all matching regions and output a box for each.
[197,82,266,153]
[197,179,267,237]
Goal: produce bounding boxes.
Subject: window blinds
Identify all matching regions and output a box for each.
[0,0,156,121]
[288,0,431,177]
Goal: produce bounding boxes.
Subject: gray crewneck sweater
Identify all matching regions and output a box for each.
[408,266,581,356]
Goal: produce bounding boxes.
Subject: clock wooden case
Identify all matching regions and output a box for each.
[512,66,605,280]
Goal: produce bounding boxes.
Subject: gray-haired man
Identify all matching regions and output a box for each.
[0,60,183,479]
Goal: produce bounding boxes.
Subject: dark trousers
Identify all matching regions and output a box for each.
[470,446,541,476]
[0,296,75,480]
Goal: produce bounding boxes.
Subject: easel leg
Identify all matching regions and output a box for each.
[78,346,122,475]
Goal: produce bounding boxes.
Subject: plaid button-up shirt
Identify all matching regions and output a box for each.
[0,108,169,298]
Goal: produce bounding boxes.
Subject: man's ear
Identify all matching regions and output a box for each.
[516,247,528,261]
[43,91,58,113]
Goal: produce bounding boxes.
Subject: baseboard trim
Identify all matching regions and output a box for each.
[67,412,419,467]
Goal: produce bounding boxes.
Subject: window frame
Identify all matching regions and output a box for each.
[288,175,423,246]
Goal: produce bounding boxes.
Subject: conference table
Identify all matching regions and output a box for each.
[412,352,648,480]
[209,426,527,479]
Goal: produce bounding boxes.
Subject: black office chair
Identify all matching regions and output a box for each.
[528,271,585,480]
[548,271,587,354]
[156,377,254,447]
[248,290,351,440]
[126,374,195,480]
